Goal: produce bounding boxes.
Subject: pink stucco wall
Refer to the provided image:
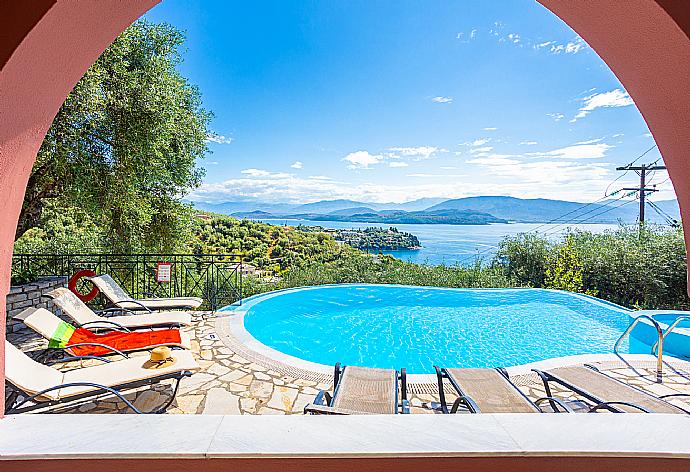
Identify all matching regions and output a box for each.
[1,1,690,420]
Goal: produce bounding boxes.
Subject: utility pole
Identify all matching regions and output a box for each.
[616,163,667,227]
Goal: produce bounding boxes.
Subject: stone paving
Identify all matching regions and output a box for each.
[5,310,690,415]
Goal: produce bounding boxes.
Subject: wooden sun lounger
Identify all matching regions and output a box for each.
[4,340,199,415]
[435,367,572,413]
[305,363,409,414]
[87,274,203,311]
[533,365,690,414]
[45,287,192,329]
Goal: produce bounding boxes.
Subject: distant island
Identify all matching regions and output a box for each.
[191,196,681,226]
[298,226,421,251]
[231,208,507,225]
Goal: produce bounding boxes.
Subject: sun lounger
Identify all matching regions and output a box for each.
[4,340,199,414]
[87,274,203,311]
[305,363,409,414]
[434,366,572,413]
[45,287,192,329]
[15,307,191,357]
[533,365,690,413]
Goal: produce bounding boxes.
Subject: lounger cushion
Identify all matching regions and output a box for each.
[88,274,202,310]
[59,349,199,398]
[118,297,203,311]
[46,287,192,328]
[546,366,686,414]
[332,366,398,414]
[446,368,539,413]
[5,341,62,400]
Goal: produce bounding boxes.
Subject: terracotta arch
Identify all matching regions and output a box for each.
[1,0,690,415]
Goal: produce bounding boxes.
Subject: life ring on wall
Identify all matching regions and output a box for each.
[68,269,99,302]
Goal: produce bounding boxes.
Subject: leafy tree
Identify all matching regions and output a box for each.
[16,20,211,253]
[495,233,551,287]
[544,236,588,294]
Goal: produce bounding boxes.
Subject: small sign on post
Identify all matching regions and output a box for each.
[156,262,172,283]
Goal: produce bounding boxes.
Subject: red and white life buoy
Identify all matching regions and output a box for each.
[67,269,99,302]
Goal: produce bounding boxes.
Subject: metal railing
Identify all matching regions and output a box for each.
[12,253,244,310]
[652,315,690,356]
[613,315,664,383]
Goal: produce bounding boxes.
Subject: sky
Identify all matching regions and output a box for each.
[143,0,674,205]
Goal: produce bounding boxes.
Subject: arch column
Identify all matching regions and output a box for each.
[0,0,159,416]
[538,0,690,286]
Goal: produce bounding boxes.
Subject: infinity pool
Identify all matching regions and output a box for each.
[233,284,656,373]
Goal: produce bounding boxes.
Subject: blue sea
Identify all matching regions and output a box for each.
[257,219,619,266]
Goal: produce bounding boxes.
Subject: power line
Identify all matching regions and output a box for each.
[604,144,658,197]
[535,191,635,237]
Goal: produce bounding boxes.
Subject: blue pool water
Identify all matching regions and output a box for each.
[232,284,659,373]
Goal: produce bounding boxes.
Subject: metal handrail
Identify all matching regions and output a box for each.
[652,315,690,355]
[613,314,664,383]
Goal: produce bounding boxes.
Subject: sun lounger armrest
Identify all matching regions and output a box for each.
[6,382,145,415]
[400,368,407,400]
[51,354,114,366]
[534,397,574,413]
[303,403,352,415]
[434,365,450,414]
[117,299,153,313]
[77,320,131,332]
[659,393,690,399]
[63,343,130,359]
[588,401,651,413]
[312,389,332,407]
[98,307,138,317]
[450,395,481,414]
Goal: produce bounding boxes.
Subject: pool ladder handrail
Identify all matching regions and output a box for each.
[613,314,664,383]
[651,315,690,356]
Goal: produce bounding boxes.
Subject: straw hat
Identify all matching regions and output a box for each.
[142,346,177,369]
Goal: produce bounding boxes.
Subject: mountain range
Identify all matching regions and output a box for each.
[190,196,681,225]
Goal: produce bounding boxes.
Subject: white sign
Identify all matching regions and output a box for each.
[156,262,172,283]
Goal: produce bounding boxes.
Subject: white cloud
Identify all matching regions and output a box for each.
[574,138,604,145]
[388,146,440,160]
[520,141,538,145]
[471,138,491,147]
[207,161,219,165]
[507,33,521,44]
[431,96,453,103]
[240,168,291,178]
[206,133,233,145]
[469,146,494,154]
[534,41,554,50]
[540,37,586,55]
[572,89,634,121]
[343,150,383,169]
[547,112,564,122]
[528,143,612,160]
[290,161,303,169]
[389,161,409,168]
[483,127,497,131]
[470,29,477,39]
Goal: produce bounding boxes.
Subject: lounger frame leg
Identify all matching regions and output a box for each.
[5,372,191,415]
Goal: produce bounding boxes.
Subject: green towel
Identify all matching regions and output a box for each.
[48,320,76,349]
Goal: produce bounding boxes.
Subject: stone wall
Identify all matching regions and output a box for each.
[5,276,67,333]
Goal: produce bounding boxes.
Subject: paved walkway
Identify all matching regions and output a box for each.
[5,311,690,414]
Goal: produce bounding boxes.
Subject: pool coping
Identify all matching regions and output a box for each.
[216,284,690,383]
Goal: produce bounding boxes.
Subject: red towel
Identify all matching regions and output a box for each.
[66,328,183,356]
